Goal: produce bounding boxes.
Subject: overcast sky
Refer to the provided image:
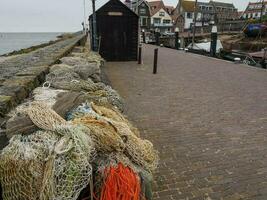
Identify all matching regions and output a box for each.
[0,0,255,32]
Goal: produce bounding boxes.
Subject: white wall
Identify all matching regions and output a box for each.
[151,8,172,24]
[184,12,194,29]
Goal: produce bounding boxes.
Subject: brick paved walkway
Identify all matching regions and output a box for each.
[103,44,267,200]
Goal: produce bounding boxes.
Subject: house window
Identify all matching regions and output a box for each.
[154,18,161,24]
[159,11,165,16]
[187,12,192,19]
[141,17,147,26]
[140,8,146,14]
[163,19,171,24]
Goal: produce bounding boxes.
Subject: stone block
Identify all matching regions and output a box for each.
[16,66,49,83]
[0,95,14,116]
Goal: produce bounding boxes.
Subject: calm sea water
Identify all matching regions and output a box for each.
[0,32,62,55]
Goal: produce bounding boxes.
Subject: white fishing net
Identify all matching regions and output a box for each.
[0,103,95,200]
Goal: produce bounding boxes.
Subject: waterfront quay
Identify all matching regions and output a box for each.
[104,44,267,200]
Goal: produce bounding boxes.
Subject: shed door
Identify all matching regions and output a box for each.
[99,16,136,61]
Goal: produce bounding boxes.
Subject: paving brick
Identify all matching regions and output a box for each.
[104,44,267,199]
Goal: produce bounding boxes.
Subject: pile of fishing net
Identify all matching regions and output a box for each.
[44,54,124,111]
[0,103,95,200]
[0,49,158,200]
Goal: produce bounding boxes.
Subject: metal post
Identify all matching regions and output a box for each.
[192,0,198,47]
[260,0,265,23]
[142,29,146,43]
[138,45,142,64]
[155,28,160,46]
[153,48,158,74]
[175,27,180,50]
[92,0,97,51]
[210,25,217,57]
[261,48,267,69]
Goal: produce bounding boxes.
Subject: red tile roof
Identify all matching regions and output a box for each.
[148,0,165,16]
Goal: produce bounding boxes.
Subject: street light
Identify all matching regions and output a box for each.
[142,29,146,43]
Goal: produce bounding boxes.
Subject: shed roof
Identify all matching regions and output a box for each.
[89,0,138,18]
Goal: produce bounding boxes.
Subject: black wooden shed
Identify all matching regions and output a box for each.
[89,0,139,61]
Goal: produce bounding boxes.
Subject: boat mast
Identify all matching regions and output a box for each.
[260,0,265,23]
[192,0,198,46]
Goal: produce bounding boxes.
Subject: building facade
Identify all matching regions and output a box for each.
[148,0,173,33]
[136,0,151,31]
[242,1,267,19]
[210,1,238,23]
[174,0,238,32]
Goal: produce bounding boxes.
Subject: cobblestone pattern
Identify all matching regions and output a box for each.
[0,34,86,148]
[103,44,267,200]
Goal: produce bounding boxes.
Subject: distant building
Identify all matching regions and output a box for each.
[136,0,151,31]
[210,1,238,23]
[175,0,195,31]
[174,0,238,32]
[148,0,173,33]
[242,1,267,19]
[196,2,215,26]
[172,14,185,33]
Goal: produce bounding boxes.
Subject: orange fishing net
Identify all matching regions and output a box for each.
[100,163,142,200]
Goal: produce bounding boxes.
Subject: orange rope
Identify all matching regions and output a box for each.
[99,163,142,200]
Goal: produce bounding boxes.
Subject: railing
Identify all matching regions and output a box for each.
[152,23,173,27]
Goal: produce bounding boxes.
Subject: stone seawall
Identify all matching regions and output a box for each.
[0,33,87,148]
[0,34,86,121]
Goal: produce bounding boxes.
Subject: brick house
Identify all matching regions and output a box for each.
[242,1,267,20]
[148,0,173,33]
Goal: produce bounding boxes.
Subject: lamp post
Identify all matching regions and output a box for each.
[142,29,146,43]
[210,25,217,57]
[192,0,198,47]
[175,27,180,50]
[92,0,97,51]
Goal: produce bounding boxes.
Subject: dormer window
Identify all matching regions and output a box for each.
[159,11,165,16]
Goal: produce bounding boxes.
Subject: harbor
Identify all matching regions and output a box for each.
[0,0,267,199]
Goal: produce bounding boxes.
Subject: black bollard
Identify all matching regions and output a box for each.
[210,25,218,57]
[153,48,158,74]
[138,46,142,64]
[175,28,180,50]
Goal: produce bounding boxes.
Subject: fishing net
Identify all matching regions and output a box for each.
[50,63,100,82]
[70,50,105,67]
[88,85,124,112]
[91,103,140,137]
[68,102,158,172]
[98,163,141,200]
[60,56,89,66]
[32,87,66,107]
[0,103,95,200]
[73,117,125,153]
[92,152,153,200]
